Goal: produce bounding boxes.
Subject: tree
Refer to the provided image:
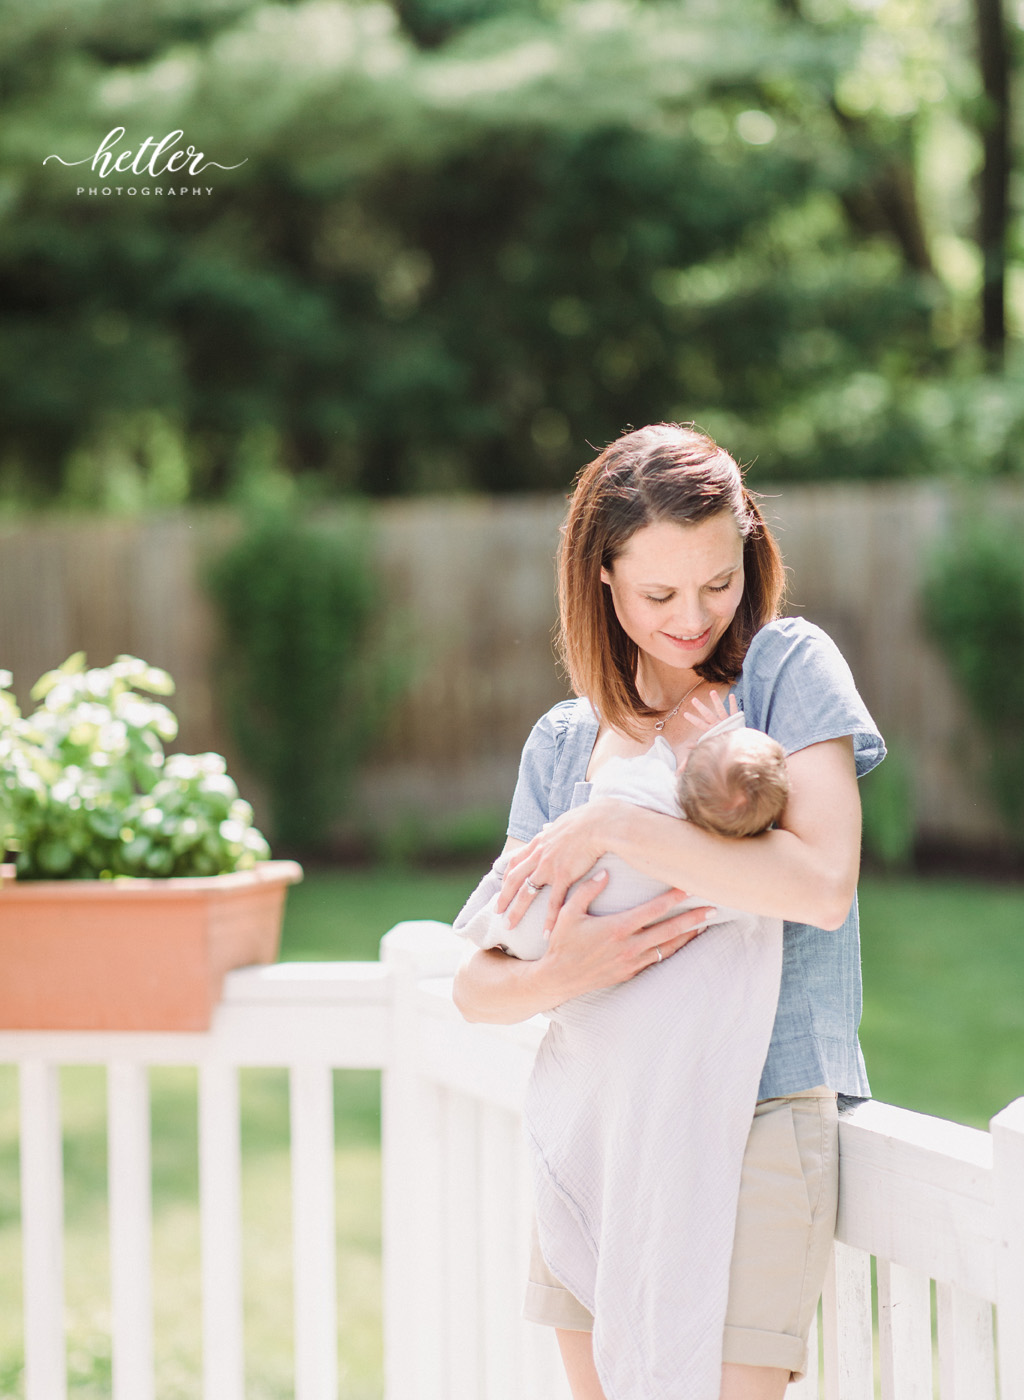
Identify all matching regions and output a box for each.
[0,0,1019,501]
[972,0,1012,361]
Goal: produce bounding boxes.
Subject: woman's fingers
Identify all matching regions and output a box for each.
[496,842,539,915]
[640,907,714,959]
[612,886,695,933]
[615,893,714,969]
[583,886,700,940]
[503,877,543,929]
[603,892,714,978]
[537,880,713,999]
[540,876,574,933]
[499,803,609,926]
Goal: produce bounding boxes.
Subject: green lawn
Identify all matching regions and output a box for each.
[278,864,480,962]
[857,876,1024,1128]
[0,866,1020,1397]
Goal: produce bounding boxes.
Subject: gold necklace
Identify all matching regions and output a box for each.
[652,677,703,732]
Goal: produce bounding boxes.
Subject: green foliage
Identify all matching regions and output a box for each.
[859,743,915,871]
[371,804,508,867]
[0,0,1002,501]
[922,515,1024,845]
[0,653,271,879]
[205,497,403,851]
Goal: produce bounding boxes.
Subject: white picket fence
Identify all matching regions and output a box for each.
[1,919,1022,1400]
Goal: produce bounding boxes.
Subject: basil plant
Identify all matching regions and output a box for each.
[0,653,270,879]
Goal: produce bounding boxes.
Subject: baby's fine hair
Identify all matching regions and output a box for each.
[677,730,789,838]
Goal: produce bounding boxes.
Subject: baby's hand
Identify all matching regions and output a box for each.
[683,688,738,735]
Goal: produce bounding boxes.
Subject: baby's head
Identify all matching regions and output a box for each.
[677,729,789,838]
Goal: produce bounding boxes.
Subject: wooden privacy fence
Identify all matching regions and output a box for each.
[0,922,1022,1399]
[0,482,1021,844]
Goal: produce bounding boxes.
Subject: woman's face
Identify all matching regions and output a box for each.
[600,513,745,677]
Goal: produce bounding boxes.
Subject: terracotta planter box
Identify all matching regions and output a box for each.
[0,859,302,1031]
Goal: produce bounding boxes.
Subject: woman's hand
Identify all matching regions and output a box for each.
[498,798,621,933]
[541,870,712,1001]
[453,873,714,1024]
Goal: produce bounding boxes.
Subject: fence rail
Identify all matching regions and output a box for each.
[1,925,1022,1399]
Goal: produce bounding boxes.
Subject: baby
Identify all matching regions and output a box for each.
[454,698,789,960]
[678,712,789,838]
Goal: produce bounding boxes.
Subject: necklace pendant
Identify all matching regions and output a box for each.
[653,718,666,731]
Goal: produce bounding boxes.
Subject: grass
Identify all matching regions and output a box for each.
[858,875,1024,1128]
[277,864,481,962]
[0,864,1021,1397]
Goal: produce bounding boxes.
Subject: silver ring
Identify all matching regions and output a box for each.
[525,878,542,894]
[654,946,663,962]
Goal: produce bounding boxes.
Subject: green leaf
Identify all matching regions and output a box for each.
[37,840,74,874]
[31,653,87,702]
[87,808,123,841]
[111,657,176,696]
[122,835,152,867]
[144,846,175,876]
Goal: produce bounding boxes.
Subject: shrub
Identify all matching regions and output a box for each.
[205,504,403,852]
[921,517,1024,846]
[860,743,916,872]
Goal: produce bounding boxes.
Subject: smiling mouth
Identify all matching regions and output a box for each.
[665,627,712,647]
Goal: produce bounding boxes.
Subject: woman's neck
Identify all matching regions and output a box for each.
[636,659,701,712]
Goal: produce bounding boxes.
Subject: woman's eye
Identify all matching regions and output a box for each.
[645,595,671,604]
[706,581,732,593]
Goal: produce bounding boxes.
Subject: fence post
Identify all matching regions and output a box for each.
[198,1058,245,1400]
[19,1060,66,1400]
[380,920,465,1400]
[107,1061,154,1400]
[992,1096,1024,1400]
[290,1062,338,1400]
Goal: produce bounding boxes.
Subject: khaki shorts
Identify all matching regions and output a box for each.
[524,1086,839,1381]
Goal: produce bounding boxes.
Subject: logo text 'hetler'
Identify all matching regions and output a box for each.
[44,128,247,179]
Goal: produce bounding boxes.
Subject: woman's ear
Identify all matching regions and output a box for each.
[600,566,612,585]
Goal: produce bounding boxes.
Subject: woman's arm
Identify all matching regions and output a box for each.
[500,736,861,934]
[452,838,714,1024]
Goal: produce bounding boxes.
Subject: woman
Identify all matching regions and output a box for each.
[453,423,884,1400]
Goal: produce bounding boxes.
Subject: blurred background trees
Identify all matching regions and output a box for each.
[1,0,1020,505]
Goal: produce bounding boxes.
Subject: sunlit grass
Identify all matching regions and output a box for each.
[858,875,1024,1128]
[277,864,479,962]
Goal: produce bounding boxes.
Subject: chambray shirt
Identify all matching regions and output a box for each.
[506,616,885,1101]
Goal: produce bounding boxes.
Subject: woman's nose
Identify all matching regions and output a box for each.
[667,599,707,636]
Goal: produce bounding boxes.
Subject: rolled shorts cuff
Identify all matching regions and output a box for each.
[523,1280,594,1332]
[722,1325,808,1379]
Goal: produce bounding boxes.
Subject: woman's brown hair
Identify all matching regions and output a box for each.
[557,423,786,737]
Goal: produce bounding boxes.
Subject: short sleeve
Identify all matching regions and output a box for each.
[736,618,885,778]
[506,701,577,841]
